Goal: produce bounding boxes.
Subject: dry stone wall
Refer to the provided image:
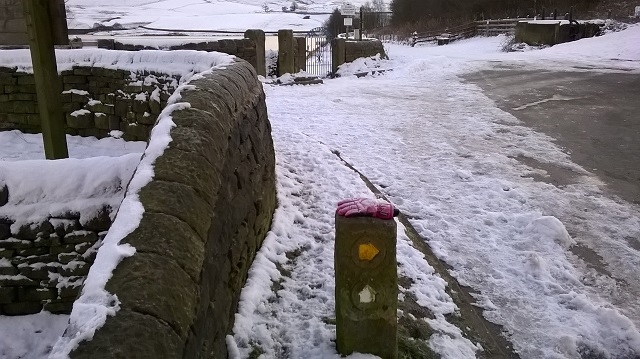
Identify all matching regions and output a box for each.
[0,207,111,315]
[97,31,266,77]
[68,60,276,359]
[344,39,387,63]
[0,66,179,141]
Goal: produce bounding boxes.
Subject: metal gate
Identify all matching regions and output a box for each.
[305,27,332,77]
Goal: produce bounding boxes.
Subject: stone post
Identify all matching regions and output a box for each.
[277,29,294,76]
[334,214,398,359]
[331,38,345,75]
[294,37,306,72]
[244,29,266,77]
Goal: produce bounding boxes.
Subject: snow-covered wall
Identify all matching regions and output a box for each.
[63,60,276,359]
[0,49,244,141]
[515,21,601,45]
[97,29,266,77]
[0,154,141,316]
[344,39,387,64]
[0,64,177,141]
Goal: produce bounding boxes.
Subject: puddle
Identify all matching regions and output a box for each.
[569,243,612,277]
[515,155,581,188]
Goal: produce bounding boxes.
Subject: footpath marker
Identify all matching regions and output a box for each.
[335,198,398,359]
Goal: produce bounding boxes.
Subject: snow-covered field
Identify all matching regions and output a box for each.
[65,0,371,32]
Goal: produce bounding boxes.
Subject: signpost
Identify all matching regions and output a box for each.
[340,2,357,16]
[341,2,356,40]
[0,0,69,159]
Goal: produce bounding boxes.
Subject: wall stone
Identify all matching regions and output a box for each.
[344,39,388,64]
[0,209,111,315]
[0,66,179,141]
[69,60,276,359]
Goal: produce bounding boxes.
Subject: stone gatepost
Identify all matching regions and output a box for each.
[244,29,266,77]
[331,38,346,75]
[277,29,295,76]
[294,37,306,72]
[334,214,398,359]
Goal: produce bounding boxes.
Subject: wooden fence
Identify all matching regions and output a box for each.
[410,18,526,46]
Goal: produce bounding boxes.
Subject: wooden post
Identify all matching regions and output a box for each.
[23,0,68,159]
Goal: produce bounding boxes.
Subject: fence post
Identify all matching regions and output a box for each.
[277,29,295,76]
[24,0,69,159]
[335,214,398,359]
[359,6,364,36]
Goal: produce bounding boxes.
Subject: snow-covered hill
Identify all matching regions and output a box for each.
[65,0,377,31]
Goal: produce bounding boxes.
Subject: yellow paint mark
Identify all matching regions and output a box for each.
[358,243,379,261]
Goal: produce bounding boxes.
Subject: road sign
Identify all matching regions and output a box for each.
[341,3,357,16]
[343,17,353,26]
[635,6,640,17]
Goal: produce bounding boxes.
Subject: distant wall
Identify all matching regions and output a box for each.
[515,21,601,45]
[97,29,266,77]
[0,0,67,46]
[344,39,387,63]
[0,66,178,141]
[0,0,26,45]
[69,60,276,359]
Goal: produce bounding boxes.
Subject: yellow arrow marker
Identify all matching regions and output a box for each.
[358,243,379,261]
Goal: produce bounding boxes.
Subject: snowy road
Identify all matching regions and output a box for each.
[232,29,640,359]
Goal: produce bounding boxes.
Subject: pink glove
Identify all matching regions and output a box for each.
[336,198,396,220]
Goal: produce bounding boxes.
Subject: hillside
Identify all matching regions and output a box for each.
[65,0,374,31]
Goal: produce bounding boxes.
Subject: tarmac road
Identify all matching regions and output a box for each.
[464,69,640,205]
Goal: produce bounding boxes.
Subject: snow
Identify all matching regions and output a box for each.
[0,132,145,359]
[230,25,640,359]
[0,49,237,79]
[0,312,70,359]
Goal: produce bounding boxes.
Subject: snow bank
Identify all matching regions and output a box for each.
[0,153,142,231]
